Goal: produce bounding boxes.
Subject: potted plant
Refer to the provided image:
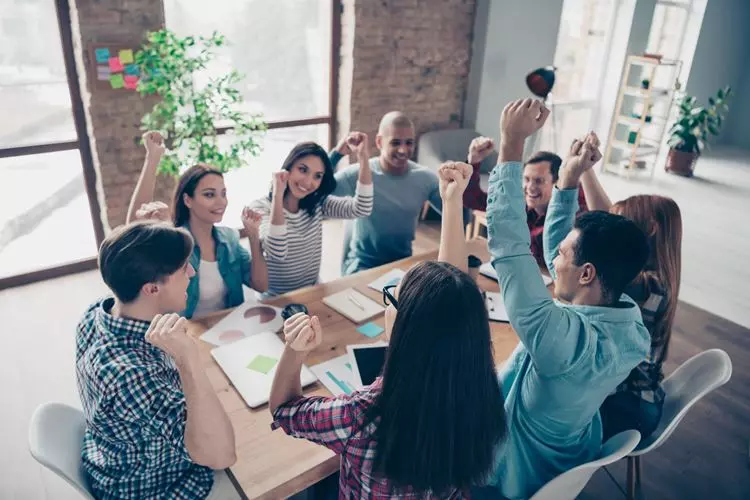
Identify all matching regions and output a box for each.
[665,86,732,177]
[135,29,267,176]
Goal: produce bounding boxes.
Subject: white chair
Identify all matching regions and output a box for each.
[530,430,641,500]
[28,402,94,499]
[625,348,733,500]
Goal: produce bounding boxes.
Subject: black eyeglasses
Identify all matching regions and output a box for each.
[382,284,398,309]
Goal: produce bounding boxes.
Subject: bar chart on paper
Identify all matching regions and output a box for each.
[310,355,357,396]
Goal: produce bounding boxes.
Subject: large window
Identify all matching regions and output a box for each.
[0,0,102,286]
[165,0,337,156]
[537,0,620,153]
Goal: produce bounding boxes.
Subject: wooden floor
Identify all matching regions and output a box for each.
[1,219,748,499]
[597,146,750,330]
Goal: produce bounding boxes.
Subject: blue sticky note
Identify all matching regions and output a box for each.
[357,322,384,338]
[124,64,140,76]
[95,48,110,63]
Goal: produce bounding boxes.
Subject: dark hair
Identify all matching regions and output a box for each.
[98,220,194,303]
[369,261,506,496]
[268,142,336,216]
[573,211,649,303]
[525,151,563,181]
[172,164,224,227]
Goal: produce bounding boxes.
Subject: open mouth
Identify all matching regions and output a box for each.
[295,183,310,194]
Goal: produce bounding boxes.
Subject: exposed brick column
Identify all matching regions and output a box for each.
[338,0,477,146]
[69,0,174,231]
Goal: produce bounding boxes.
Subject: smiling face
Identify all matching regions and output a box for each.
[523,161,555,213]
[183,173,227,224]
[551,229,587,303]
[286,154,326,200]
[377,125,415,171]
[149,260,196,313]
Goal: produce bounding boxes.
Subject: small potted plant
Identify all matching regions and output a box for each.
[665,86,732,177]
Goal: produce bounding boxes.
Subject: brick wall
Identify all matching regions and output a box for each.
[338,0,477,145]
[70,0,173,231]
[71,0,476,230]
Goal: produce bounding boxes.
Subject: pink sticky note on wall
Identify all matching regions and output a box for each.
[108,56,124,72]
[124,75,139,90]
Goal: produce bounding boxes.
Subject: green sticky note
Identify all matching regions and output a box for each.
[246,355,277,374]
[109,74,124,89]
[118,49,134,64]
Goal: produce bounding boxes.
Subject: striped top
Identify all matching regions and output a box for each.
[250,183,373,295]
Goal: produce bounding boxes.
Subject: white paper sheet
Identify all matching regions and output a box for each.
[485,291,509,322]
[367,268,406,292]
[310,354,359,397]
[480,262,553,286]
[199,301,284,347]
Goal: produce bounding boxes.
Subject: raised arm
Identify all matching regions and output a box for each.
[578,132,611,211]
[329,131,366,170]
[322,134,374,219]
[437,162,472,272]
[544,134,604,280]
[240,207,269,292]
[145,314,236,469]
[463,137,495,211]
[126,131,168,224]
[487,99,588,376]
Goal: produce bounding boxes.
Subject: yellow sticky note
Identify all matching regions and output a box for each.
[118,49,134,64]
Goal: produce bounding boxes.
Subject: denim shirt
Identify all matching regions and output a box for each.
[486,162,650,499]
[181,224,252,319]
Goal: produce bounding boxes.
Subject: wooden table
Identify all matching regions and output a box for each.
[187,239,520,499]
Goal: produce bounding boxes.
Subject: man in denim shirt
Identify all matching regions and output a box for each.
[76,221,238,499]
[485,99,651,499]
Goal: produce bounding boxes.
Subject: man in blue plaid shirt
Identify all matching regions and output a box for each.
[76,221,238,499]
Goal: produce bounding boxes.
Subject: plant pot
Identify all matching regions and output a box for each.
[665,149,698,177]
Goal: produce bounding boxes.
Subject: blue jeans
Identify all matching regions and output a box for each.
[600,392,663,442]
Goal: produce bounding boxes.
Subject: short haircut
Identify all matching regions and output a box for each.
[525,151,563,181]
[378,111,414,134]
[98,221,194,303]
[573,211,649,303]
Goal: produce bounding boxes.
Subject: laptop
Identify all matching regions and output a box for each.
[211,331,317,409]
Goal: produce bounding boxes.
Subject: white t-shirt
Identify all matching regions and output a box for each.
[192,260,229,319]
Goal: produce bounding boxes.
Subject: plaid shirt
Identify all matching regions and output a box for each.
[272,380,468,499]
[75,298,213,499]
[463,161,587,269]
[616,275,669,406]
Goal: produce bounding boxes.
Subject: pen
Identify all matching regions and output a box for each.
[348,293,365,310]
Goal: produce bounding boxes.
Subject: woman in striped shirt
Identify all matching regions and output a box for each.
[250,138,373,296]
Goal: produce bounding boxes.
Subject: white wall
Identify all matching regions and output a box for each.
[466,0,564,138]
[685,0,750,149]
[727,64,750,150]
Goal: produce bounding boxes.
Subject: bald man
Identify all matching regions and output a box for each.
[330,112,442,274]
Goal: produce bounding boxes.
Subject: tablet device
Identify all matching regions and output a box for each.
[347,342,387,388]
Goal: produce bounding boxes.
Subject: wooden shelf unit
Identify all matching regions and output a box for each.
[602,55,683,178]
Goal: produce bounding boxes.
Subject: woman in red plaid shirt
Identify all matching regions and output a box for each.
[270,162,507,499]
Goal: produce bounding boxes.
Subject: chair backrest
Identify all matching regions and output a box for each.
[417,128,498,173]
[632,348,732,455]
[530,430,641,500]
[28,402,94,499]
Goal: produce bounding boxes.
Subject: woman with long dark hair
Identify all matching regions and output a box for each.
[269,162,506,498]
[600,194,683,440]
[126,131,269,318]
[249,138,373,295]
